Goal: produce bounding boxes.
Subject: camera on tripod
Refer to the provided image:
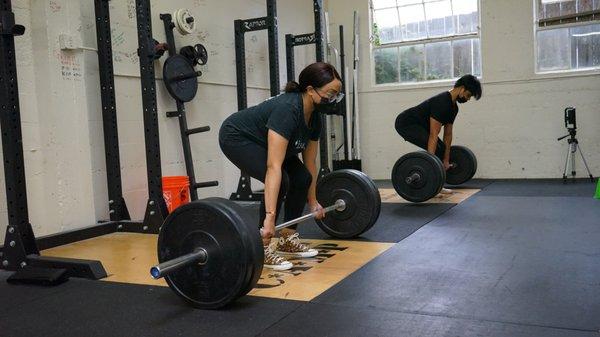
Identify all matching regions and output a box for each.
[564,107,576,131]
[557,106,594,182]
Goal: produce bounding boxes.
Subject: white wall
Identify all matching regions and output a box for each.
[325,0,600,179]
[1,0,315,243]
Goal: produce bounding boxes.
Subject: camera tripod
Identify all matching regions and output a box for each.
[557,129,594,182]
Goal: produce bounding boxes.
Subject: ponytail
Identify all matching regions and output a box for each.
[284,81,301,93]
[284,62,341,94]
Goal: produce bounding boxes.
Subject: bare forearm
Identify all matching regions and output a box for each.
[264,166,282,215]
[443,133,452,161]
[305,161,318,202]
[427,135,438,155]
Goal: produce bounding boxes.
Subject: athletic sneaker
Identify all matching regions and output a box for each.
[276,233,319,258]
[264,245,293,271]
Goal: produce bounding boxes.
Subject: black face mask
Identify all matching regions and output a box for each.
[457,96,468,104]
[315,101,340,115]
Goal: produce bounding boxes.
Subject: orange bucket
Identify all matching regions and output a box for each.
[162,176,190,213]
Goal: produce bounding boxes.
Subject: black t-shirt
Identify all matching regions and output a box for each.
[221,92,321,156]
[397,91,458,129]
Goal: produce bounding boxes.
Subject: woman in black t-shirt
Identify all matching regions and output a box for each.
[219,62,343,270]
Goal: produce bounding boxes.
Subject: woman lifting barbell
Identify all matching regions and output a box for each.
[394,74,482,194]
[219,62,343,271]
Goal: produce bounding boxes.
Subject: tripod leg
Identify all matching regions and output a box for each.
[576,143,595,182]
[570,142,576,181]
[562,142,571,182]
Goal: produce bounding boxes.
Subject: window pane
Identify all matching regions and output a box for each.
[374,47,400,84]
[453,39,473,76]
[560,0,577,16]
[373,0,397,10]
[539,0,578,19]
[538,1,546,20]
[540,1,561,19]
[374,8,402,43]
[426,41,452,79]
[425,0,454,37]
[472,38,482,76]
[570,24,600,69]
[400,44,425,81]
[537,27,571,71]
[452,38,481,77]
[453,0,478,34]
[397,0,421,5]
[578,0,594,12]
[399,4,427,40]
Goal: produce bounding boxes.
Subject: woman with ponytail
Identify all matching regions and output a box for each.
[219,62,343,270]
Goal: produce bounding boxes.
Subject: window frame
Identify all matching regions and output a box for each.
[533,0,600,74]
[369,0,483,87]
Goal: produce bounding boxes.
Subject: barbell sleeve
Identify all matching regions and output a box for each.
[150,248,208,279]
[405,173,421,184]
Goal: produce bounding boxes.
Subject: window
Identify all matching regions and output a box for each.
[535,0,600,72]
[371,0,481,85]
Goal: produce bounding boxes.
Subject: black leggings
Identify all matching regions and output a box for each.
[395,115,445,160]
[219,127,312,230]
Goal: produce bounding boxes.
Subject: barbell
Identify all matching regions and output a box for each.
[391,145,477,203]
[150,169,381,309]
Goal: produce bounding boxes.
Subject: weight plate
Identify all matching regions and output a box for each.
[446,146,477,185]
[203,197,263,299]
[392,151,445,203]
[173,8,196,35]
[316,169,381,238]
[351,170,381,231]
[195,44,208,65]
[157,198,261,309]
[162,54,198,102]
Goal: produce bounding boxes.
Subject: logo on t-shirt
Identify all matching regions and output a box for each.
[294,139,307,150]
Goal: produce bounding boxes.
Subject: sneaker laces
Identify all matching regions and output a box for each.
[284,233,310,252]
[264,245,287,265]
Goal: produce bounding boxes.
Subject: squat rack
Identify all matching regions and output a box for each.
[229,0,281,201]
[0,0,142,279]
[284,0,334,179]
